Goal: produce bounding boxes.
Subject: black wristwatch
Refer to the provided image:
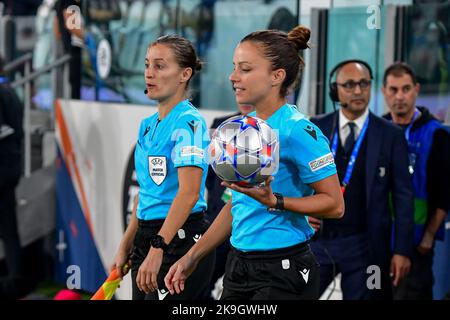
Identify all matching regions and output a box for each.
[149,234,169,252]
[268,192,285,211]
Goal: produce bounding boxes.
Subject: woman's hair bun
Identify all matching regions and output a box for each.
[195,59,203,72]
[288,25,311,51]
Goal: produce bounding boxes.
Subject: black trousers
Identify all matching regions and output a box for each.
[130,212,215,300]
[207,239,230,298]
[393,249,434,300]
[221,242,320,300]
[311,233,388,300]
[0,178,23,278]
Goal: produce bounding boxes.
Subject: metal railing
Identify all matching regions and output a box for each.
[4,52,32,73]
[4,53,71,177]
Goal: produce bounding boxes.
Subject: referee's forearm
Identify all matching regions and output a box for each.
[283,174,344,218]
[120,195,139,253]
[158,191,198,244]
[189,201,232,261]
[283,193,344,219]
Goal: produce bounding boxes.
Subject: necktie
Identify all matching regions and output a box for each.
[343,122,356,154]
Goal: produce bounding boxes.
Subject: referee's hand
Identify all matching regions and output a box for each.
[110,251,131,279]
[136,248,163,294]
[308,216,322,232]
[221,176,275,207]
[165,253,199,295]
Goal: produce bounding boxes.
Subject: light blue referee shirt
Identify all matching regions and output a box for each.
[135,100,209,220]
[231,104,337,251]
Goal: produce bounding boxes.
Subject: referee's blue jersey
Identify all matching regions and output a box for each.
[231,104,337,251]
[135,100,209,220]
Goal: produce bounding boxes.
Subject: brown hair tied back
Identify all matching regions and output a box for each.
[195,58,203,72]
[150,34,202,85]
[241,25,311,97]
[287,25,311,51]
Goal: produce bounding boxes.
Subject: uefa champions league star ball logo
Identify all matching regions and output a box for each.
[208,115,279,187]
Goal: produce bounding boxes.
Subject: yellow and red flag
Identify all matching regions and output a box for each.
[90,264,129,300]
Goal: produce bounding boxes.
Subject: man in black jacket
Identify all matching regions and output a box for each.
[0,55,25,298]
[382,62,450,299]
[309,60,414,299]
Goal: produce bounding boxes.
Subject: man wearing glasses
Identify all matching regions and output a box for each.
[309,60,414,299]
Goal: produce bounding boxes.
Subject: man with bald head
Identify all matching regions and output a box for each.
[309,60,414,299]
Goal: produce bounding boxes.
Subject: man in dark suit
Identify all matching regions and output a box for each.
[309,60,414,299]
[205,104,254,299]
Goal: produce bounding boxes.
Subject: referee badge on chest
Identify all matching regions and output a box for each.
[148,156,167,185]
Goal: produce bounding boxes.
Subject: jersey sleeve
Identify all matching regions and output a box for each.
[172,113,210,169]
[289,119,336,184]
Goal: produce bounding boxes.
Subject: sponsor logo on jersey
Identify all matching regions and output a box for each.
[309,153,334,172]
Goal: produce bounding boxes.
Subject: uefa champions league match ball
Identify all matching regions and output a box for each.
[208,115,279,187]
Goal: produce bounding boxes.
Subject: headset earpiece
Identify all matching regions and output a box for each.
[329,82,339,102]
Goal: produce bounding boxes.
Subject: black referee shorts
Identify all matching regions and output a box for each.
[130,212,215,300]
[221,241,320,300]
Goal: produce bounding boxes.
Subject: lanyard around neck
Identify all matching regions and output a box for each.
[331,116,370,194]
[404,108,420,141]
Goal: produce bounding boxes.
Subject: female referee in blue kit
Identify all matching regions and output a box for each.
[164,26,344,300]
[111,35,215,300]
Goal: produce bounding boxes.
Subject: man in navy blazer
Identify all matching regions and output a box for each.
[309,60,414,299]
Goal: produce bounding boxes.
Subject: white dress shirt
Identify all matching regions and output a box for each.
[339,107,369,146]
